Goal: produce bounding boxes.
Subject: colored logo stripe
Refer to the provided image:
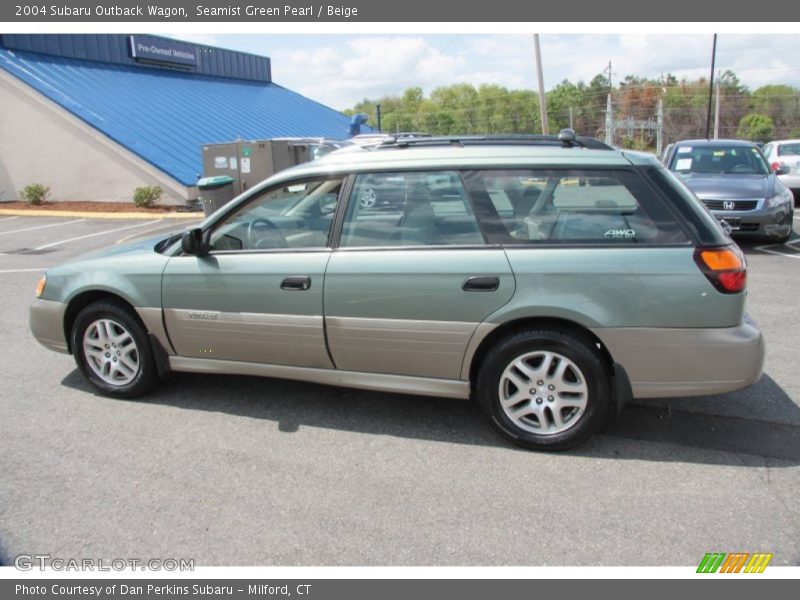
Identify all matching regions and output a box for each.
[744,553,773,573]
[720,553,749,573]
[697,552,773,573]
[697,553,726,573]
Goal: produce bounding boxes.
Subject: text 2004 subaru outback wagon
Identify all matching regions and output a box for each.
[30,132,765,450]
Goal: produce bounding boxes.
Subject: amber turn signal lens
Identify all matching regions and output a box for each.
[35,274,46,298]
[700,249,743,271]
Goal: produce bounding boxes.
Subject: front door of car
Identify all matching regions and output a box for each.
[161,176,344,369]
[323,171,515,380]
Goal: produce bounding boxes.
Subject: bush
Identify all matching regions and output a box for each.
[19,183,50,206]
[736,113,774,141]
[133,185,163,208]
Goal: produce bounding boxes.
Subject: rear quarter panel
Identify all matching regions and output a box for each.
[495,247,745,329]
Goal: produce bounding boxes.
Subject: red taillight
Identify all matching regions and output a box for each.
[771,161,784,172]
[694,246,747,293]
[718,270,747,292]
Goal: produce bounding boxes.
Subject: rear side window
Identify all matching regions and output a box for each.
[778,143,800,156]
[339,171,485,247]
[463,169,690,245]
[643,166,731,246]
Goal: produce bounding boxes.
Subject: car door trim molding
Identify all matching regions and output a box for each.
[163,309,333,369]
[326,316,479,380]
[168,356,470,400]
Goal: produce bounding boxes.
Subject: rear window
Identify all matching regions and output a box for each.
[778,143,800,157]
[463,169,690,245]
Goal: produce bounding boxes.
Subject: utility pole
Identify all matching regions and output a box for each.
[705,34,717,139]
[604,60,613,91]
[376,103,382,133]
[569,106,574,130]
[603,60,615,145]
[533,34,549,135]
[713,79,720,139]
[656,98,664,156]
[605,94,613,145]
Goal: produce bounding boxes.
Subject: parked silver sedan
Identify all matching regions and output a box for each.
[761,139,800,203]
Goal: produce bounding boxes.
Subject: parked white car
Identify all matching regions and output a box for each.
[762,140,800,203]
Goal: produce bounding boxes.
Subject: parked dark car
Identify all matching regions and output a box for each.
[663,139,794,243]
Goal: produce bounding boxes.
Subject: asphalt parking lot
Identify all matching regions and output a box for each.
[0,213,798,567]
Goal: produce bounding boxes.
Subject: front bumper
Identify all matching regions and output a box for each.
[710,204,793,239]
[592,315,765,399]
[29,299,69,354]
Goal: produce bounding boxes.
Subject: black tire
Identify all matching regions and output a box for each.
[71,300,159,398]
[475,327,611,451]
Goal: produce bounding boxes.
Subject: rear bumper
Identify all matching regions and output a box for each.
[777,174,800,191]
[29,299,69,354]
[592,316,765,399]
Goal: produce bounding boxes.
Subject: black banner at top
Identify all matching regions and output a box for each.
[0,0,776,22]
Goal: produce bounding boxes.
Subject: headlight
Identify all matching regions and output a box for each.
[35,273,46,298]
[764,188,793,208]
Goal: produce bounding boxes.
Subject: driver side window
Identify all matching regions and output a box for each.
[208,177,344,252]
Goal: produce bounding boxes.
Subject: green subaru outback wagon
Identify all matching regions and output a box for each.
[30,132,765,450]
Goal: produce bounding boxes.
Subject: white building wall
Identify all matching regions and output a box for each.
[0,69,192,204]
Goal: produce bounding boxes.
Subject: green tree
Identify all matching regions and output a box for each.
[737,113,775,141]
[751,84,798,138]
[547,80,584,131]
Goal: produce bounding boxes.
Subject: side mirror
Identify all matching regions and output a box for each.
[181,227,208,257]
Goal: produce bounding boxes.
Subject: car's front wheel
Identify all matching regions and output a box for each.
[71,300,158,398]
[476,327,611,451]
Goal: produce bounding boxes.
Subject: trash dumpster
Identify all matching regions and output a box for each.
[198,175,235,217]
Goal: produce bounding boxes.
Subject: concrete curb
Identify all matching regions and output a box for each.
[0,208,203,220]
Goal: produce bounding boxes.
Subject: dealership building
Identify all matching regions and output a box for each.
[0,34,358,203]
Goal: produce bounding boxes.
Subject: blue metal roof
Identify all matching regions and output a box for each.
[0,48,360,185]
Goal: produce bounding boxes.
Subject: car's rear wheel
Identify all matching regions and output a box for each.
[476,327,610,451]
[71,300,158,398]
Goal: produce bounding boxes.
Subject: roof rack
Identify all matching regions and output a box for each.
[374,129,613,151]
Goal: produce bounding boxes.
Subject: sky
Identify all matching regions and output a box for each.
[169,34,800,110]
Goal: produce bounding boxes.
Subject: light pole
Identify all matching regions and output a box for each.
[533,34,549,135]
[705,34,717,140]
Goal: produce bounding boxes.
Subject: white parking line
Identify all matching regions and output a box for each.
[0,218,86,237]
[754,236,800,259]
[115,220,192,245]
[34,219,162,250]
[0,216,19,223]
[0,268,47,273]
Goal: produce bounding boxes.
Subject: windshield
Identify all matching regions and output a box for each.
[670,144,769,176]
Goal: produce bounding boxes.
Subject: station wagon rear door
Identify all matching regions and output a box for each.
[323,170,515,380]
